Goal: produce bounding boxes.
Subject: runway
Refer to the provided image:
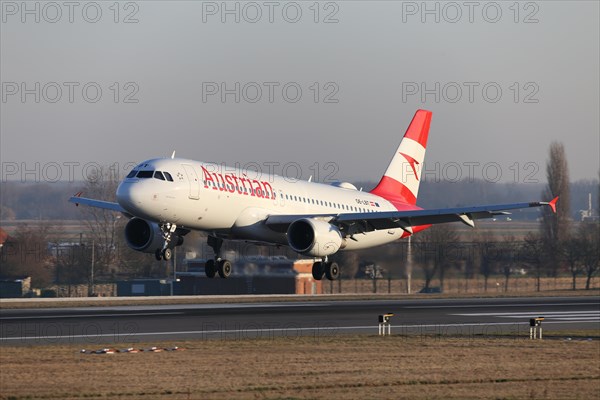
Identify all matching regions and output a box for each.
[1,296,598,345]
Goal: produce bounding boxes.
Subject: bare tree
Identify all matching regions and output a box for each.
[473,231,497,292]
[77,166,123,278]
[415,224,459,291]
[0,205,16,220]
[540,142,570,277]
[562,234,583,290]
[1,222,56,287]
[522,231,545,292]
[499,235,518,292]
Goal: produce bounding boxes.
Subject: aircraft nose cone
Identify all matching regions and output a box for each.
[117,181,143,212]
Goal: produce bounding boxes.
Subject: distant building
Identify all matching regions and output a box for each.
[579,193,599,222]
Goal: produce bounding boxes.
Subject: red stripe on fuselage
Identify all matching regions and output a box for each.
[370,176,417,206]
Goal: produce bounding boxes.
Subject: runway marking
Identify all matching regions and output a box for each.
[1,320,597,342]
[452,311,600,316]
[405,303,599,309]
[0,312,184,320]
[451,310,600,322]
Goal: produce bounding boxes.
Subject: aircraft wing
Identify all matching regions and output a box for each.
[265,198,558,234]
[68,194,127,213]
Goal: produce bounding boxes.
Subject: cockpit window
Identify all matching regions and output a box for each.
[163,172,174,182]
[126,170,137,178]
[136,170,154,178]
[154,171,165,181]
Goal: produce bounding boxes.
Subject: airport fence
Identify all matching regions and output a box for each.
[321,276,598,295]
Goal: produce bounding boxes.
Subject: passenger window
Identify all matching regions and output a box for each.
[164,172,174,182]
[136,170,154,178]
[126,170,137,178]
[154,171,165,180]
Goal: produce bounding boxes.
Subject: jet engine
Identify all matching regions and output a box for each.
[286,218,345,257]
[124,218,182,253]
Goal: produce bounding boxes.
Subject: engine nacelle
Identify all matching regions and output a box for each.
[124,218,171,253]
[287,218,345,257]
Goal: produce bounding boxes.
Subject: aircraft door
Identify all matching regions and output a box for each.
[182,164,200,200]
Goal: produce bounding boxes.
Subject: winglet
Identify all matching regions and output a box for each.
[548,196,558,214]
[73,192,83,206]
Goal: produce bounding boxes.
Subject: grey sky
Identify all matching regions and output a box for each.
[1,1,598,184]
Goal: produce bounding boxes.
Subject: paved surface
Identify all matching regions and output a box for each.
[1,296,598,345]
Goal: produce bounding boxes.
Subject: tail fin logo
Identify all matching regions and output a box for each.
[399,152,420,181]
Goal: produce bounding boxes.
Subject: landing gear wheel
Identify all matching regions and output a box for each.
[312,262,324,280]
[218,260,232,279]
[205,259,216,278]
[325,262,340,281]
[162,248,172,261]
[155,249,163,261]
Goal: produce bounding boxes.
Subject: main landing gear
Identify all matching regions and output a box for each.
[155,223,180,261]
[312,258,340,281]
[204,236,233,279]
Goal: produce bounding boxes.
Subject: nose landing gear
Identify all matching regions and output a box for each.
[154,223,179,261]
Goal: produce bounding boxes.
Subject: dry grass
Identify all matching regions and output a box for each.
[1,335,598,399]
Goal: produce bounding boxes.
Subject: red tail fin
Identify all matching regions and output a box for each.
[370,110,432,206]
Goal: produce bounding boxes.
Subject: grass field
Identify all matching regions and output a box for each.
[1,334,599,400]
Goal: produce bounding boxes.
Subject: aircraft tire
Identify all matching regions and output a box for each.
[162,248,172,261]
[325,262,340,281]
[218,259,232,278]
[312,262,324,280]
[205,259,216,278]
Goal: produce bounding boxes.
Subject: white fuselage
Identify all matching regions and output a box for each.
[116,158,414,251]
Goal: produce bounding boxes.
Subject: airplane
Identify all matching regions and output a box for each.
[70,109,558,281]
